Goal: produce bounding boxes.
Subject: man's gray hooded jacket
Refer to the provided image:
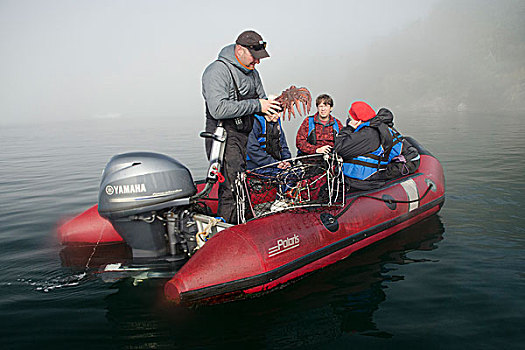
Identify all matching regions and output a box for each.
[202,44,267,120]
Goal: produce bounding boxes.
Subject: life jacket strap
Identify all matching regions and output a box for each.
[345,158,388,170]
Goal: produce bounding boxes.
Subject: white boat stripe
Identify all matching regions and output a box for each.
[401,179,419,212]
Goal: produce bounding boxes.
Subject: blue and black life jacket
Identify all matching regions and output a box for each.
[385,127,403,162]
[298,115,340,156]
[247,114,283,161]
[305,115,340,144]
[341,122,404,180]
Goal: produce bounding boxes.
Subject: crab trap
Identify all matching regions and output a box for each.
[235,154,346,223]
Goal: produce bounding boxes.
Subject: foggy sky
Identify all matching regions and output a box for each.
[0,0,441,126]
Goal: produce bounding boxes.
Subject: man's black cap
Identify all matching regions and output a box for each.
[236,30,270,59]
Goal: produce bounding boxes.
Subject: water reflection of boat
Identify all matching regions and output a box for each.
[102,215,445,349]
[57,136,444,304]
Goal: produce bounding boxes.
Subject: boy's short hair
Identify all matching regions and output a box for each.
[315,94,334,107]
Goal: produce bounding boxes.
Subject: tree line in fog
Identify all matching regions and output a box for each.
[353,0,525,113]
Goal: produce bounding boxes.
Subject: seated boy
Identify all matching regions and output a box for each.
[296,94,343,156]
[247,113,292,174]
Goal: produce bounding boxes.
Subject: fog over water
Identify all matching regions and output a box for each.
[1,2,525,349]
[3,0,522,127]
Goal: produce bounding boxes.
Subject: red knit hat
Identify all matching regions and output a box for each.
[349,101,376,121]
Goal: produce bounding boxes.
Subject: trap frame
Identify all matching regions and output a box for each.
[235,154,345,224]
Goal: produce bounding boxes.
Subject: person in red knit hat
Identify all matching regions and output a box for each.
[334,101,420,190]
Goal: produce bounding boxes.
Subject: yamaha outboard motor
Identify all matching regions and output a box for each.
[98,152,197,258]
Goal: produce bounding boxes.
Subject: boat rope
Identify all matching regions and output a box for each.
[235,172,248,224]
[326,154,345,205]
[84,220,108,269]
[195,217,222,248]
[241,173,256,220]
[333,183,434,220]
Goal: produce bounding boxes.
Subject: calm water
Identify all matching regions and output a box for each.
[0,111,524,349]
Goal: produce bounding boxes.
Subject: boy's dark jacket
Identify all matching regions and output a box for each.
[247,118,291,169]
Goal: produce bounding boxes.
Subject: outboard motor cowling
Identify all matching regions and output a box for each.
[98,152,197,258]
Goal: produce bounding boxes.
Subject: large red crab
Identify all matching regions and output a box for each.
[274,85,312,120]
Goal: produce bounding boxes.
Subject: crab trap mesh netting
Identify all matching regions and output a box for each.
[235,154,346,223]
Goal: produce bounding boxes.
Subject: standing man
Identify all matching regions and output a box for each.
[202,30,280,223]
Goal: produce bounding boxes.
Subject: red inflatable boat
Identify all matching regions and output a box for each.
[57,137,444,304]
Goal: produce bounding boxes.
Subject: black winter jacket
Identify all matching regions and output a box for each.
[334,108,420,190]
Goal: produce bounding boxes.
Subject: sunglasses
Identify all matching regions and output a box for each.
[242,41,267,51]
